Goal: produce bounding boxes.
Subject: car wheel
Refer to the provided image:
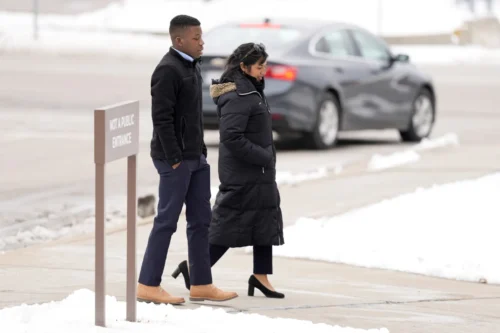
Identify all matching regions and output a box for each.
[305,92,340,149]
[400,89,435,142]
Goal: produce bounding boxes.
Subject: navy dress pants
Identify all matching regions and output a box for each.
[138,155,212,286]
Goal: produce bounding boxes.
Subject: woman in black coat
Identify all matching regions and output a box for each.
[173,42,285,298]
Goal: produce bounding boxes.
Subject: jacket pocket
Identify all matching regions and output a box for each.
[265,145,275,168]
[216,185,243,210]
[181,117,187,150]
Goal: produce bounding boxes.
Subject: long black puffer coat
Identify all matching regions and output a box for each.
[208,72,284,248]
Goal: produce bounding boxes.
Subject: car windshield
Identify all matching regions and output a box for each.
[203,24,303,54]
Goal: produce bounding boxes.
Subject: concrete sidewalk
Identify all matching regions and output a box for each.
[1,212,499,332]
[2,143,500,332]
[2,153,500,333]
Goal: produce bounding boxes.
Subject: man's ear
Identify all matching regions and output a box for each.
[175,36,183,47]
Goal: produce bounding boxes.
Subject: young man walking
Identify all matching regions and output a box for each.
[137,14,238,304]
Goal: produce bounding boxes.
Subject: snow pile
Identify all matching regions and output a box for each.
[0,133,459,251]
[0,190,156,252]
[0,0,493,59]
[368,150,421,171]
[0,0,466,36]
[367,133,459,171]
[391,45,500,65]
[0,166,334,252]
[276,167,331,186]
[0,289,389,333]
[0,214,124,251]
[0,28,169,57]
[272,172,500,284]
[210,167,335,197]
[413,133,460,151]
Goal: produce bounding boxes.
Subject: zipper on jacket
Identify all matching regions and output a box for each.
[239,90,271,174]
[238,90,265,104]
[279,216,284,245]
[241,88,281,244]
[263,97,271,113]
[239,90,271,114]
[276,213,283,245]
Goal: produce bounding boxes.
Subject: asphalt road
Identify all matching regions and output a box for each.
[0,50,499,246]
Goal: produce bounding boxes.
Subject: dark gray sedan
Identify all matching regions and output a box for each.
[200,18,436,149]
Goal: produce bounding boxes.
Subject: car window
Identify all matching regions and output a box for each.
[203,24,303,54]
[314,30,355,57]
[350,30,390,62]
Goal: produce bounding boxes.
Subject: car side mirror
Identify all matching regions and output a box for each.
[392,53,410,63]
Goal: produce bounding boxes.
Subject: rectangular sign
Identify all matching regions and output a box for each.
[94,100,140,164]
[94,99,139,326]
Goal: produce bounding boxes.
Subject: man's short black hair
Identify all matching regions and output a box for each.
[169,15,201,37]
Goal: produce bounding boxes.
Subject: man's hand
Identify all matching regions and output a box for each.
[172,162,181,169]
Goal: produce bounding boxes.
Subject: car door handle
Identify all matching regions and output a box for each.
[371,64,390,74]
[333,67,344,74]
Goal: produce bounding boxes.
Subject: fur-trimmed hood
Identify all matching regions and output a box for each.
[209,82,237,99]
[209,72,264,100]
[209,73,265,108]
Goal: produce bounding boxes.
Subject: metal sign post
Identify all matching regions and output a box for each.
[94,100,140,327]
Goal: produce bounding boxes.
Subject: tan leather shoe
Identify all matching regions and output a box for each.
[189,284,238,302]
[136,283,185,305]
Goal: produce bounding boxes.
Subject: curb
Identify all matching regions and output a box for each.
[0,215,155,255]
[1,136,459,255]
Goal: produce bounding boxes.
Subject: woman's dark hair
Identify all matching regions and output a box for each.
[220,42,268,82]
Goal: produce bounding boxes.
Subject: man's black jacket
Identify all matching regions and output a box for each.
[150,47,207,166]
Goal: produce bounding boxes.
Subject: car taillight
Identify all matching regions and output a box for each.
[265,65,297,81]
[239,23,281,29]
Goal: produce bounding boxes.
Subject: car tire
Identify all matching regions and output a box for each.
[304,92,341,149]
[400,88,435,142]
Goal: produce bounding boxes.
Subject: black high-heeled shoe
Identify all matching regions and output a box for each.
[172,260,190,290]
[247,275,285,299]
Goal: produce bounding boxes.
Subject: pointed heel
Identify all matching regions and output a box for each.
[171,261,191,290]
[172,267,181,279]
[248,284,255,296]
[248,275,285,299]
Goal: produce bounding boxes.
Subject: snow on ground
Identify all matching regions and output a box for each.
[367,133,459,171]
[391,45,500,65]
[276,166,334,186]
[0,28,169,58]
[0,289,389,333]
[0,133,458,252]
[2,0,500,63]
[210,168,334,197]
[0,194,138,251]
[0,212,127,251]
[0,167,338,252]
[367,150,421,171]
[269,172,500,285]
[412,132,460,151]
[0,0,473,37]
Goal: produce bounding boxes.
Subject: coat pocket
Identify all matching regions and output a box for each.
[215,185,242,210]
[180,117,187,150]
